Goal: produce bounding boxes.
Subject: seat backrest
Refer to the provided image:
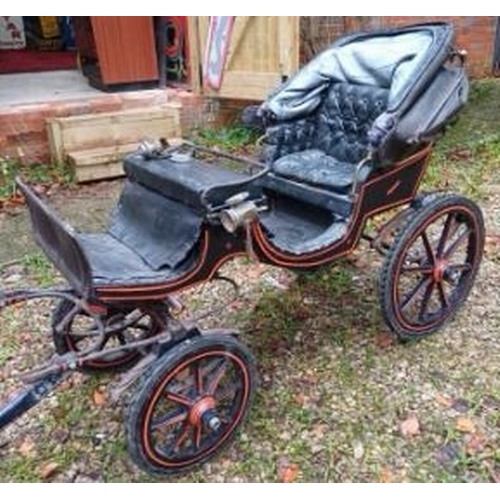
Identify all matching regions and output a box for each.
[312,82,389,164]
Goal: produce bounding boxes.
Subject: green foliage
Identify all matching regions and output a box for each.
[422,79,500,198]
[0,157,74,203]
[193,124,260,151]
[21,252,55,287]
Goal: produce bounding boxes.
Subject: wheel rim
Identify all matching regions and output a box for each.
[141,349,251,469]
[63,308,164,369]
[393,205,482,334]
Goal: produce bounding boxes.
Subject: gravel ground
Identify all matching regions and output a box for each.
[1,81,500,482]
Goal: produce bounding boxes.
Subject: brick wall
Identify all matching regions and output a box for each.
[378,17,497,78]
[0,89,207,164]
[300,16,498,78]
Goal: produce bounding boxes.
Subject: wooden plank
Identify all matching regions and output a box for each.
[278,16,300,77]
[46,120,64,164]
[68,143,138,167]
[67,144,136,182]
[51,106,180,127]
[225,16,250,67]
[220,17,279,73]
[47,106,181,160]
[203,71,282,100]
[193,16,299,100]
[72,162,125,183]
[187,16,203,94]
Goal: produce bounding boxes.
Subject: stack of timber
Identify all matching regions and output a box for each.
[47,105,181,182]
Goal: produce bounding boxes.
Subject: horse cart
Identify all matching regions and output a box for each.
[0,23,484,476]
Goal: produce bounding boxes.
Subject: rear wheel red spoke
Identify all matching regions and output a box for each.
[421,231,436,265]
[418,281,436,321]
[437,213,456,257]
[401,266,433,275]
[437,282,449,309]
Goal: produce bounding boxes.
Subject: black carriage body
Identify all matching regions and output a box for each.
[16,143,432,303]
[17,22,468,304]
[2,22,485,476]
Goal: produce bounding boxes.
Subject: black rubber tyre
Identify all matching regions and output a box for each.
[379,194,484,341]
[52,299,167,373]
[125,334,256,476]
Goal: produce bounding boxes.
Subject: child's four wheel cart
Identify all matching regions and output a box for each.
[0,23,485,476]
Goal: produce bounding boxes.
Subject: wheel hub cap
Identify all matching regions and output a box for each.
[433,259,448,283]
[188,396,216,427]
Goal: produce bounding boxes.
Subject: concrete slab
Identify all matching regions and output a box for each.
[0,70,102,107]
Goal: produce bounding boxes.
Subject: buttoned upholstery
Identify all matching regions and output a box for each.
[263,83,389,192]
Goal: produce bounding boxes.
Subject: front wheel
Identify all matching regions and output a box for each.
[125,334,257,476]
[52,300,167,372]
[379,194,485,341]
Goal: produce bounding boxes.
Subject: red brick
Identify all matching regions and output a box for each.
[379,16,497,78]
[53,101,92,117]
[2,88,202,164]
[121,89,169,109]
[89,95,123,114]
[305,16,497,78]
[177,90,202,107]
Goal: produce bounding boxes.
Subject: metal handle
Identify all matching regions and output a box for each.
[351,154,372,196]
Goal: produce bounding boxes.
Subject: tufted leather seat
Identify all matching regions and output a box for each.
[273,149,371,193]
[265,83,389,193]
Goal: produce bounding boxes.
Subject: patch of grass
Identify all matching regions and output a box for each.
[192,124,260,152]
[297,264,354,298]
[21,252,55,287]
[0,455,41,482]
[0,157,74,203]
[0,338,19,365]
[423,79,500,198]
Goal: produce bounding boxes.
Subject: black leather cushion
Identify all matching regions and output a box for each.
[265,83,389,191]
[263,117,316,164]
[273,150,369,193]
[78,233,175,284]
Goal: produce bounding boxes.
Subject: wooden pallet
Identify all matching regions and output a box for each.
[47,105,181,182]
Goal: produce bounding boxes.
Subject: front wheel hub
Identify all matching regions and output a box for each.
[188,396,216,428]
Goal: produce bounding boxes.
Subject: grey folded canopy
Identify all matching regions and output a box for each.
[261,22,468,163]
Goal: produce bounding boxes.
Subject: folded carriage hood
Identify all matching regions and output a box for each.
[262,23,454,121]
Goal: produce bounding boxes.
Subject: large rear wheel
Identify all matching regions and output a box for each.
[379,194,484,341]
